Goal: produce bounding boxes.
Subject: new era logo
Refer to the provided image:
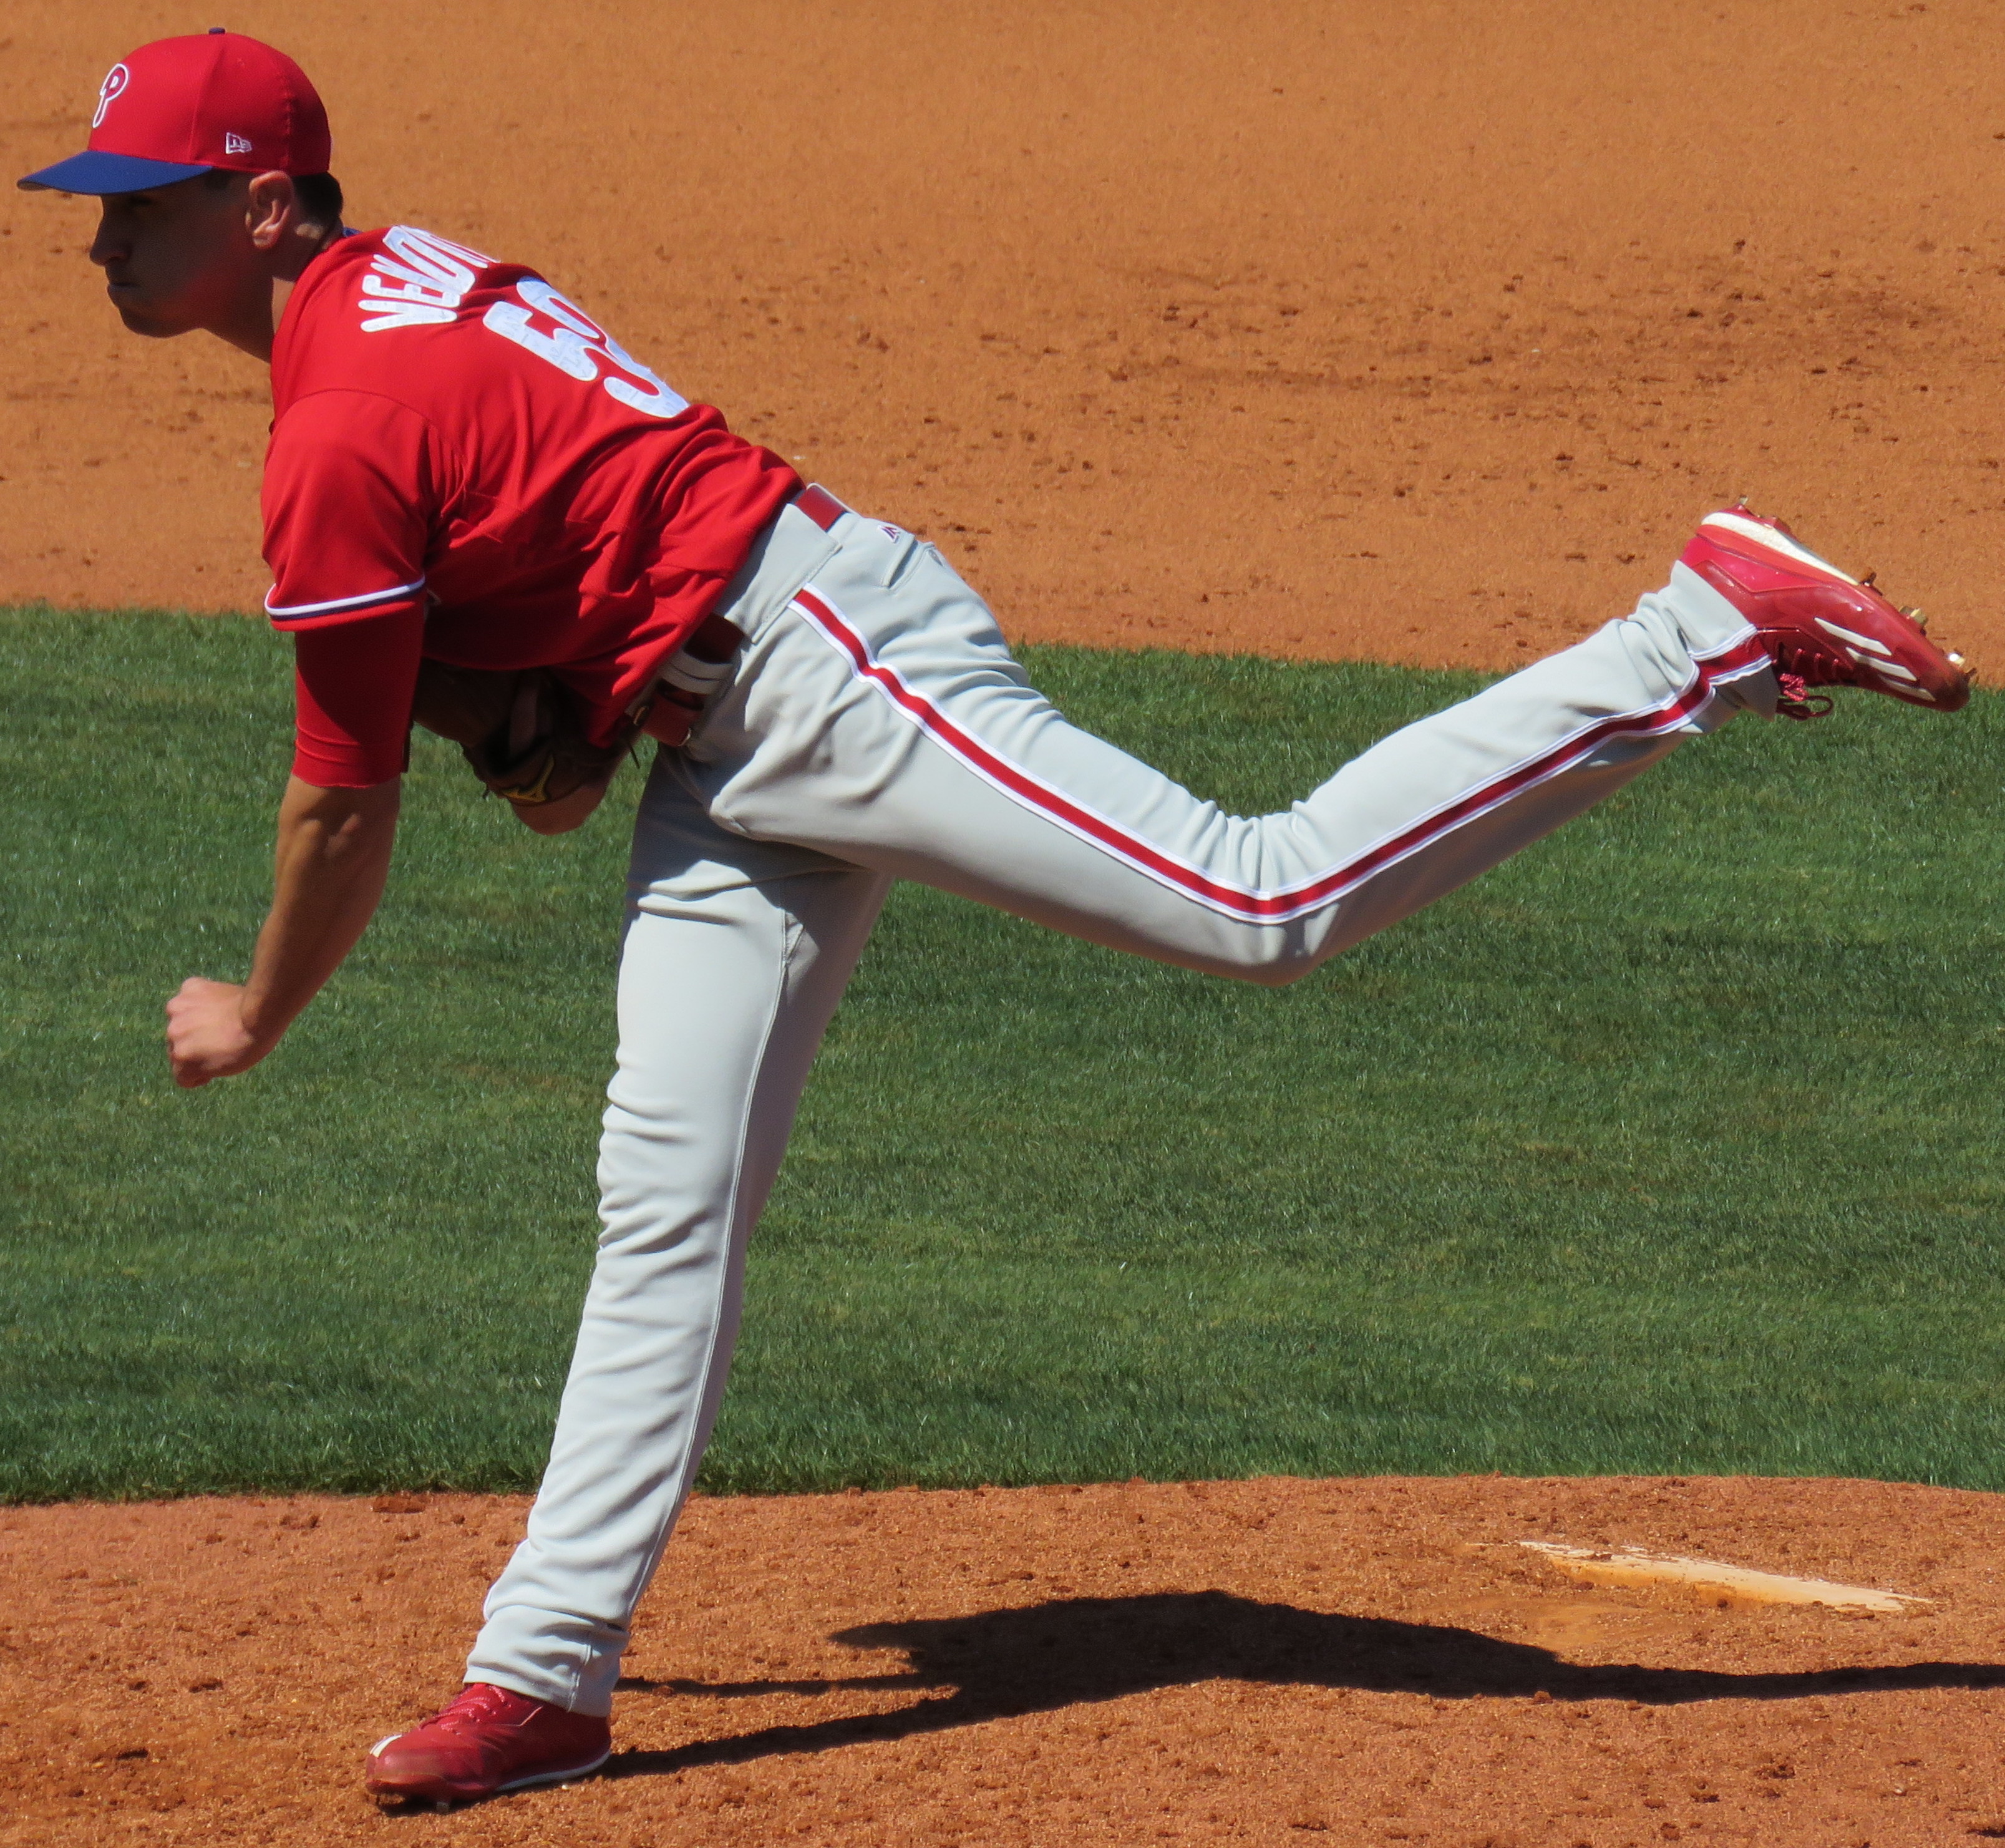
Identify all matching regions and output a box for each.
[225,131,253,155]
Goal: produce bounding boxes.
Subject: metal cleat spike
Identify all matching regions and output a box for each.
[1860,570,1878,588]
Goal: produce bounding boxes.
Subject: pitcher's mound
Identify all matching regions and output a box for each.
[4,1474,2001,1845]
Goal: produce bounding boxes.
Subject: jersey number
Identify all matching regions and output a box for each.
[482,279,689,419]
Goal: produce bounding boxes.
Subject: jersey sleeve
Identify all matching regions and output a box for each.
[292,608,426,787]
[262,389,440,631]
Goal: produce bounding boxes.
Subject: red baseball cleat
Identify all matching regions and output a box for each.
[1680,503,1972,718]
[363,1681,611,1808]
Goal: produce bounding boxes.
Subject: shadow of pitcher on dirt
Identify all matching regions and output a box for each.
[606,1588,2005,1779]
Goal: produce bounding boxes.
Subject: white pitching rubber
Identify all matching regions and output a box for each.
[1520,1540,1928,1613]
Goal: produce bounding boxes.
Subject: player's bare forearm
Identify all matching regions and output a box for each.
[165,776,401,1087]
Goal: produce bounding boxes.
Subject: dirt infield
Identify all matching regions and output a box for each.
[5,1476,2003,1846]
[8,0,2005,670]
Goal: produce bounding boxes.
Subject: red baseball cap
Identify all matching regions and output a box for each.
[17,30,330,195]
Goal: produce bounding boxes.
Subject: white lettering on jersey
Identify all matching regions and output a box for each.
[357,226,494,334]
[482,277,689,419]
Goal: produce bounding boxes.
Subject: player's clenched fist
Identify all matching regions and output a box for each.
[165,976,268,1088]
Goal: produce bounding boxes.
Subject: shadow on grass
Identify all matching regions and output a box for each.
[602,1588,2005,1779]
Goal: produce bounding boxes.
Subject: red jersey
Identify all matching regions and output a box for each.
[265,226,797,780]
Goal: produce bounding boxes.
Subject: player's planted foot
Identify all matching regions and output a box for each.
[362,1681,611,1807]
[1681,503,1972,717]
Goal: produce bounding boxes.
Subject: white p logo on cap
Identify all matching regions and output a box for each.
[92,62,130,129]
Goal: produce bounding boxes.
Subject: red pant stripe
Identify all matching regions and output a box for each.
[790,584,1767,925]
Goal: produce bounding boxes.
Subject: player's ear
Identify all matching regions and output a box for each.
[243,170,297,250]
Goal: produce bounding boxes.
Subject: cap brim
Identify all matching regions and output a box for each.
[16,150,213,195]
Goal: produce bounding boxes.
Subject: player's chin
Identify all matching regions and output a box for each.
[108,291,184,338]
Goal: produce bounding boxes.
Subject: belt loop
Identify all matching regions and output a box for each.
[634,613,746,746]
[792,482,847,532]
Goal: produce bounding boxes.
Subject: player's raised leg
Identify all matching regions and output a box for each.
[674,500,1966,983]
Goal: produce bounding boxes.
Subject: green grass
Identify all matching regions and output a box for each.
[4,604,2004,1500]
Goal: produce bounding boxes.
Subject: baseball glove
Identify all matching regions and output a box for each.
[409,660,633,809]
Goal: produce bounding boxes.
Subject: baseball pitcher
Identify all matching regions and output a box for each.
[20,31,1972,1809]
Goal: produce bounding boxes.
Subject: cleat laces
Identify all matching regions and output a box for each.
[1772,671,1835,722]
[422,1683,526,1736]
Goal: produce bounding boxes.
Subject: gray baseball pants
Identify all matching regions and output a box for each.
[465,496,1775,1714]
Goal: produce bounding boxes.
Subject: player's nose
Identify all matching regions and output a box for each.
[87,208,128,269]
